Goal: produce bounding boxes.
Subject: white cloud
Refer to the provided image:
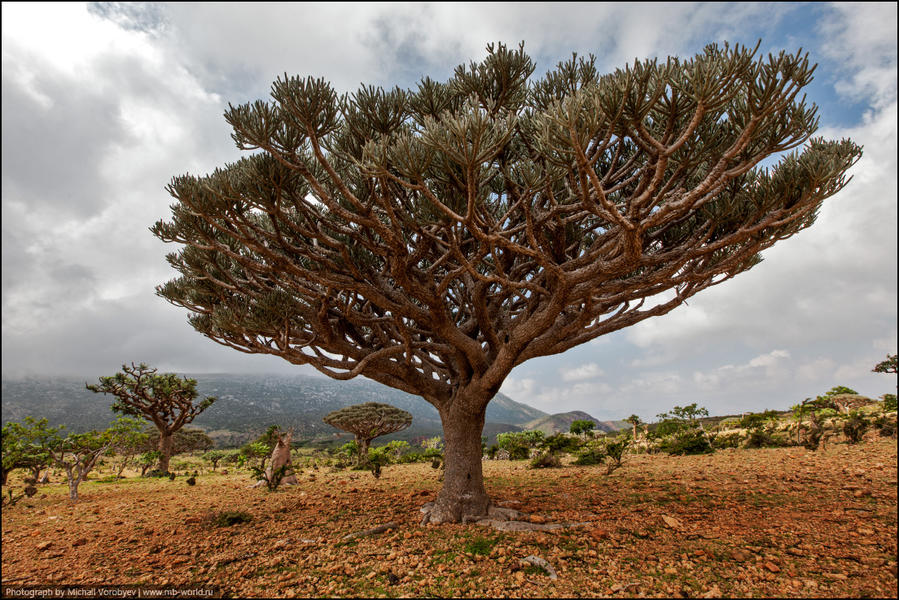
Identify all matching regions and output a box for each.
[560,363,604,382]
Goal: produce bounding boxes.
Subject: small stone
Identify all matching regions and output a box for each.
[36,541,52,551]
[731,550,750,562]
[764,561,780,573]
[528,514,547,524]
[590,528,609,541]
[661,515,683,530]
[71,538,88,547]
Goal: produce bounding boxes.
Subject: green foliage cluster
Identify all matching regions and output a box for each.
[569,420,595,436]
[496,430,545,460]
[882,394,897,413]
[207,510,253,527]
[651,404,712,455]
[571,435,630,474]
[842,410,869,444]
[2,417,65,484]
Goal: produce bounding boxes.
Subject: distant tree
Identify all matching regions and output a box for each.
[323,403,412,465]
[50,417,145,500]
[86,363,215,473]
[823,385,858,396]
[110,422,150,478]
[1,417,63,486]
[203,450,228,471]
[872,354,897,375]
[624,414,643,440]
[152,41,861,522]
[569,419,596,437]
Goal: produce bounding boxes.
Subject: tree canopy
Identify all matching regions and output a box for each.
[323,402,412,464]
[873,354,897,375]
[152,41,861,522]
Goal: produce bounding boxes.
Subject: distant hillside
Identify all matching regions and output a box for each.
[523,410,627,435]
[1,374,545,447]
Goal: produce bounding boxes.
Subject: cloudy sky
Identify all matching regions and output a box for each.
[2,2,896,421]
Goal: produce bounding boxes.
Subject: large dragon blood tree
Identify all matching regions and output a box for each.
[152,42,861,523]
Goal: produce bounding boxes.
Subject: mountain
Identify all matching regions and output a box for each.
[523,410,627,435]
[1,374,546,446]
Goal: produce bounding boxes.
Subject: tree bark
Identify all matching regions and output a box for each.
[355,435,371,467]
[424,398,490,524]
[158,432,173,473]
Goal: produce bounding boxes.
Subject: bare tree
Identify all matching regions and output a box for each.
[152,42,861,522]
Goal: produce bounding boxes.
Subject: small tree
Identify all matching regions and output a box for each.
[624,414,643,440]
[203,450,227,471]
[87,363,215,473]
[50,417,145,500]
[323,403,412,465]
[1,417,63,486]
[569,419,595,437]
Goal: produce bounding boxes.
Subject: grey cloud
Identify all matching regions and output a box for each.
[1,61,131,218]
[87,2,168,35]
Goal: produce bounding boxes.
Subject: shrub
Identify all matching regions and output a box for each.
[660,430,712,455]
[497,430,544,460]
[529,451,562,469]
[602,437,629,473]
[711,432,742,449]
[572,446,605,466]
[539,433,582,455]
[882,394,897,413]
[843,411,869,444]
[873,415,896,437]
[207,510,252,527]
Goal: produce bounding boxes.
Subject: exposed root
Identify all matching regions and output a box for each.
[342,521,399,541]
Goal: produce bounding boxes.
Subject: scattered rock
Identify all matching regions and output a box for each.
[661,515,683,530]
[71,538,88,547]
[36,541,52,551]
[764,561,780,573]
[731,549,751,562]
[528,514,547,524]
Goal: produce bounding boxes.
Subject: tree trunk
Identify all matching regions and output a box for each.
[158,432,173,473]
[355,435,371,467]
[63,465,79,501]
[424,399,490,524]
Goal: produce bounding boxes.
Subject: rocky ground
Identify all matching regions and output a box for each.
[2,437,896,598]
